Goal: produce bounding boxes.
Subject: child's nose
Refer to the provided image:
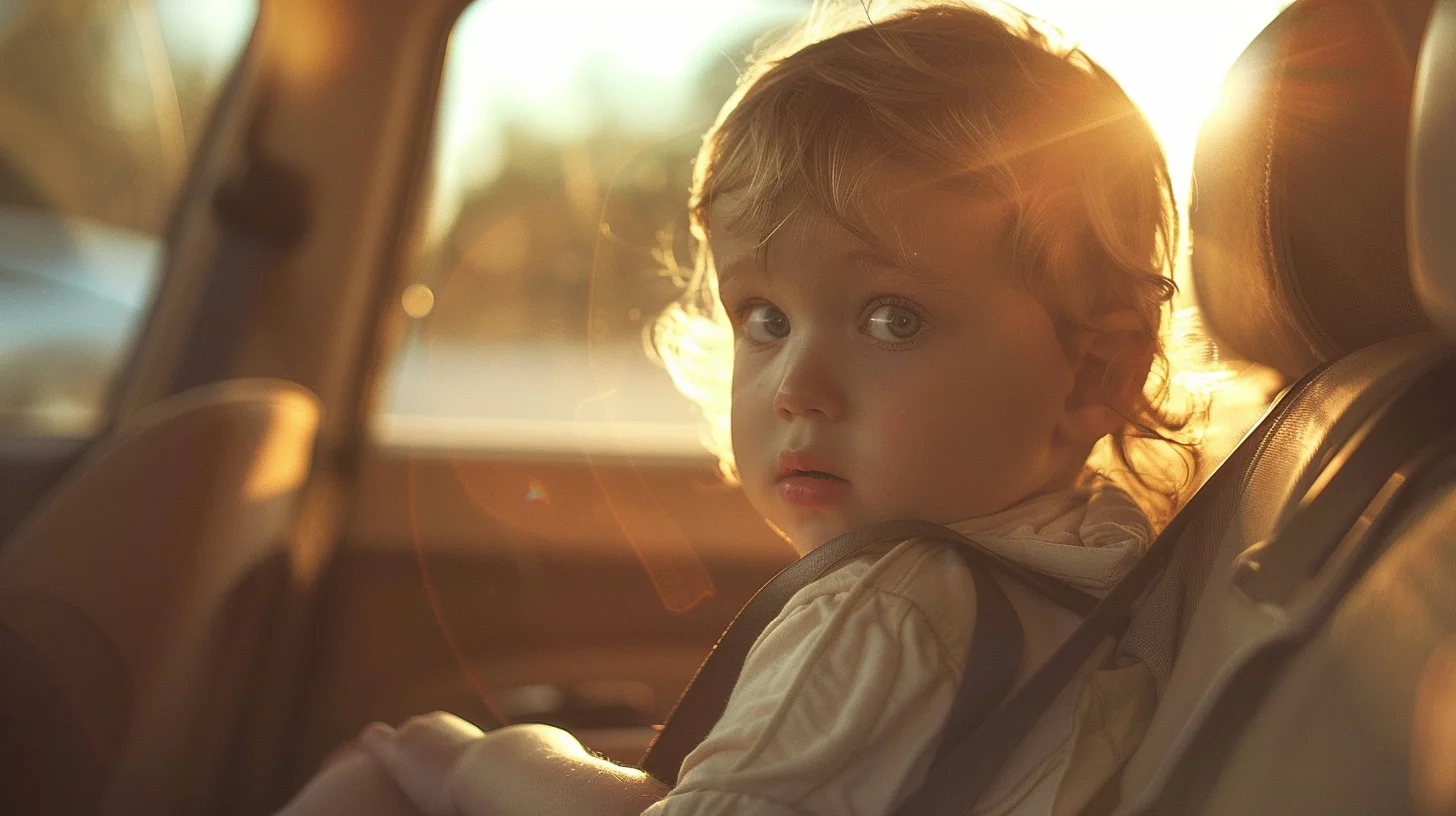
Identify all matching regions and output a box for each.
[772,339,846,422]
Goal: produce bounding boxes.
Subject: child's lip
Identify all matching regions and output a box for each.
[777,473,850,507]
[775,450,845,482]
[775,450,849,507]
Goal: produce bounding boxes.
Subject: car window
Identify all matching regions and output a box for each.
[0,0,256,436]
[374,0,810,457]
[378,0,1290,460]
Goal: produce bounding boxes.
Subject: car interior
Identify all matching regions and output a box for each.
[0,0,1453,813]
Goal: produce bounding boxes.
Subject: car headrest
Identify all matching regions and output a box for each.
[1190,0,1439,379]
[1411,0,1456,337]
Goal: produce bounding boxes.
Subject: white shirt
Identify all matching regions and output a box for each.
[643,486,1156,816]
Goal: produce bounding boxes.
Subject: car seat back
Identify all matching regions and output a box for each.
[1110,0,1456,813]
[1411,0,1456,338]
[0,379,319,815]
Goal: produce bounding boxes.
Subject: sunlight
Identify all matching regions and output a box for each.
[1014,0,1294,212]
[428,0,805,239]
[101,0,256,147]
[445,0,802,141]
[430,0,1291,244]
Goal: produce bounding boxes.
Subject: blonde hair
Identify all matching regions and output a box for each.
[651,0,1201,528]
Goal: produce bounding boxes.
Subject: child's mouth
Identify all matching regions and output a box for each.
[777,470,850,507]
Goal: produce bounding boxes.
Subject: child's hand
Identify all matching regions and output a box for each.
[358,711,485,816]
[361,716,667,816]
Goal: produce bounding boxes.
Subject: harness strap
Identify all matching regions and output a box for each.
[1132,359,1456,816]
[900,355,1456,816]
[641,519,1032,785]
[889,362,1329,815]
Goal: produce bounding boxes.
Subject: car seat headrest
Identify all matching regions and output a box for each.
[1411,0,1456,337]
[1190,0,1438,379]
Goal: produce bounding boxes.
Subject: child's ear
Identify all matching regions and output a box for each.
[1058,309,1156,446]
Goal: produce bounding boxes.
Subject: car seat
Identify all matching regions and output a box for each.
[0,380,320,815]
[1105,0,1456,813]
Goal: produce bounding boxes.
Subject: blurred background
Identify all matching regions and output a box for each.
[0,0,1290,456]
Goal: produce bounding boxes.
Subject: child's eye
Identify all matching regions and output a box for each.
[864,303,923,342]
[742,303,790,342]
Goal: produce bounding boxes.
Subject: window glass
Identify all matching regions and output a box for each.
[0,0,257,436]
[376,0,809,456]
[381,0,1291,458]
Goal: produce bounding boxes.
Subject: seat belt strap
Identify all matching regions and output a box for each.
[890,360,1335,815]
[899,354,1456,816]
[641,519,1033,785]
[1133,361,1456,815]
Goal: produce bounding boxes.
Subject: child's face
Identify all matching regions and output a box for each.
[712,187,1087,553]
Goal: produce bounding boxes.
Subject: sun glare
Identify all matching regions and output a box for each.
[428,0,805,240]
[1013,0,1293,214]
[434,0,1290,237]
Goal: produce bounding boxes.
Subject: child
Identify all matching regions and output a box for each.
[280,1,1195,814]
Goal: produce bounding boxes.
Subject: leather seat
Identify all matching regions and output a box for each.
[0,380,320,815]
[1106,0,1456,812]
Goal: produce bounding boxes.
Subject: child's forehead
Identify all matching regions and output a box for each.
[708,186,1015,285]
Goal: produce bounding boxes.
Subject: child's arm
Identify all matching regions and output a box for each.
[361,712,669,816]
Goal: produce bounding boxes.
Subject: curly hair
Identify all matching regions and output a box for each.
[651,0,1203,528]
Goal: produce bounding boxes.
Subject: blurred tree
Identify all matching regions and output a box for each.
[412,24,763,347]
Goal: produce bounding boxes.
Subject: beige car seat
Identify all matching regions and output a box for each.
[0,379,320,815]
[1107,0,1456,812]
